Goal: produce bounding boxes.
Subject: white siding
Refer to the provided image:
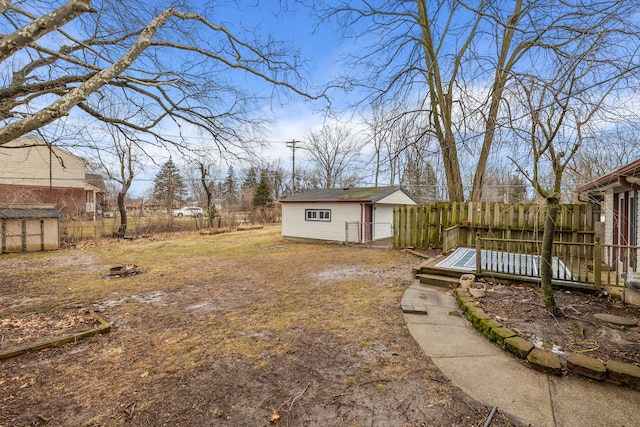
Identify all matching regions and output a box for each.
[372,205,395,239]
[282,202,362,241]
[377,190,416,205]
[0,137,86,188]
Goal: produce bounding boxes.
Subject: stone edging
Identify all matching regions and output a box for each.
[455,288,640,390]
[0,310,111,360]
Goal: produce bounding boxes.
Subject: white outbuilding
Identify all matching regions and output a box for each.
[280,186,417,243]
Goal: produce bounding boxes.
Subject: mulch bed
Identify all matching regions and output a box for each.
[0,307,100,351]
[475,282,640,367]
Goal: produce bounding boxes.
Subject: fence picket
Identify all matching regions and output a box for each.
[394,202,595,251]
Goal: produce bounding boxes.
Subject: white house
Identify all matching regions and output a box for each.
[280,186,417,243]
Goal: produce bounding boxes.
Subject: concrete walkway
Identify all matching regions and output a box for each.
[402,282,640,427]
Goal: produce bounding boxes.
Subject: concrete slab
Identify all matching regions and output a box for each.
[402,281,640,427]
[434,355,555,427]
[406,322,497,358]
[548,375,640,427]
[402,285,456,308]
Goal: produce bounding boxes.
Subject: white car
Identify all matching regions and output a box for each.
[172,207,204,218]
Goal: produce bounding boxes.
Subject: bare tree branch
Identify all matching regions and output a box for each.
[0,0,92,62]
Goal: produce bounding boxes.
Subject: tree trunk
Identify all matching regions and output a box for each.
[540,200,563,316]
[116,191,127,238]
[470,0,522,202]
[442,134,464,202]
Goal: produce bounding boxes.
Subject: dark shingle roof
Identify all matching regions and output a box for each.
[85,173,108,192]
[0,207,59,219]
[576,158,640,193]
[280,186,416,203]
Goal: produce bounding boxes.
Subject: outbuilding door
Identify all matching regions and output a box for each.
[362,204,373,242]
[2,218,43,253]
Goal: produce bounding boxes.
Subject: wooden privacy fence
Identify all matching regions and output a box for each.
[394,202,595,251]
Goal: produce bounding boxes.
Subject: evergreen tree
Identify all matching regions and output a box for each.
[153,159,186,210]
[221,166,238,208]
[242,167,258,190]
[424,162,439,203]
[507,174,529,204]
[240,167,258,210]
[253,170,273,207]
[400,157,438,203]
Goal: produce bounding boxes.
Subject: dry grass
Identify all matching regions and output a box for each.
[0,226,518,426]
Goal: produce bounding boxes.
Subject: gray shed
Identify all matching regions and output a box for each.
[1,205,60,253]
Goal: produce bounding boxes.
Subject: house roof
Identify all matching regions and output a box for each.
[85,173,108,192]
[576,158,640,194]
[0,207,59,219]
[280,186,417,204]
[5,136,88,166]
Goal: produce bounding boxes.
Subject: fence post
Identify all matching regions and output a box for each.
[594,237,601,292]
[345,221,349,243]
[475,232,482,274]
[393,207,399,247]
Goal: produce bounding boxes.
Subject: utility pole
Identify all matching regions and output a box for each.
[286,139,299,193]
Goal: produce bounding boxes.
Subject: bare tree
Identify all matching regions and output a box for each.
[90,126,141,236]
[305,124,365,189]
[362,101,394,187]
[0,0,320,152]
[509,28,630,315]
[194,160,220,228]
[317,0,640,201]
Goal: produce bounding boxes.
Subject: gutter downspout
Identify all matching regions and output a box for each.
[618,175,640,191]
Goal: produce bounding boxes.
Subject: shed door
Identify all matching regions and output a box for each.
[363,204,373,242]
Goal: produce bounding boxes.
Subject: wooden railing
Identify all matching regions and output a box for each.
[475,235,600,289]
[474,236,640,291]
[600,244,640,288]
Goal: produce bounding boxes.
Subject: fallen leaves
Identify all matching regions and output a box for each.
[0,309,96,345]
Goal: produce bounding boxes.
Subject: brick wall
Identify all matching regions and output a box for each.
[0,184,89,219]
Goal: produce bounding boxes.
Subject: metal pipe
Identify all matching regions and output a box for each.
[483,406,498,427]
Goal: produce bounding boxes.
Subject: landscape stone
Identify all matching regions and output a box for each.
[459,274,475,289]
[527,349,563,376]
[593,313,637,327]
[606,360,640,389]
[567,353,606,381]
[504,336,534,358]
[492,327,517,347]
[466,306,490,329]
[479,318,502,337]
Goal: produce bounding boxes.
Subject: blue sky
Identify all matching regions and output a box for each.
[126,1,358,195]
[14,1,638,198]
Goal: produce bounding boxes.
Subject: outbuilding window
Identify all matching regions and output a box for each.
[305,209,331,222]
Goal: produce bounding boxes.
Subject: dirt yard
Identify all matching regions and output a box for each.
[475,281,640,368]
[0,226,520,427]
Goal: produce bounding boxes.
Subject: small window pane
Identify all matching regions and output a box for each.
[305,209,331,221]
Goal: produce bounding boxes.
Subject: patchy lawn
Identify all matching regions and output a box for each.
[0,226,519,426]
